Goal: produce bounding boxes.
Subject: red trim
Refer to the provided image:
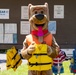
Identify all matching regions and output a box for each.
[31,30,48,36]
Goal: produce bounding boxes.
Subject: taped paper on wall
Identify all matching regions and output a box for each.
[0,23,3,34]
[54,5,64,19]
[21,6,29,19]
[48,21,56,34]
[0,9,9,19]
[0,34,3,43]
[4,34,13,43]
[20,21,30,34]
[5,23,17,34]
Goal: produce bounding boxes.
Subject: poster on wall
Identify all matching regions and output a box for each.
[48,21,56,34]
[21,6,29,19]
[0,23,17,44]
[4,34,13,43]
[0,9,9,19]
[0,23,3,33]
[54,5,64,19]
[0,23,4,43]
[0,34,3,43]
[5,23,17,33]
[4,23,17,43]
[4,33,17,43]
[20,21,30,34]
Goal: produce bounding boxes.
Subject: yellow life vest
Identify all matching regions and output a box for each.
[28,44,53,71]
[6,46,22,71]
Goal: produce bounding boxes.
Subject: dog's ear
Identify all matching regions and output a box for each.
[44,2,49,21]
[28,4,32,19]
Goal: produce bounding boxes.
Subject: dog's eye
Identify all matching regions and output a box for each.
[35,11,37,14]
[41,11,44,14]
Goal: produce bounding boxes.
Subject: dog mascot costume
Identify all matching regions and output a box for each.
[21,3,59,75]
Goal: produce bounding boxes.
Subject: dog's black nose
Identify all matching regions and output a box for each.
[35,14,44,20]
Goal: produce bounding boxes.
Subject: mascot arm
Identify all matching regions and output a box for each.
[48,36,59,58]
[21,39,35,60]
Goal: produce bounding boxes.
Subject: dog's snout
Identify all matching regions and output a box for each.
[35,14,44,20]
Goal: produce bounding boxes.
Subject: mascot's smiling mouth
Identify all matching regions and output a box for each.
[35,23,45,27]
[35,23,46,30]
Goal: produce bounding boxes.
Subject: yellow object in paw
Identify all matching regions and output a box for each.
[28,44,53,71]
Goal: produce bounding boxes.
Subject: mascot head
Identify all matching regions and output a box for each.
[28,3,49,36]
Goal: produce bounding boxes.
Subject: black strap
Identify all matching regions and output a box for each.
[7,65,11,67]
[33,53,47,55]
[12,58,21,68]
[12,52,18,59]
[19,53,24,59]
[29,62,51,67]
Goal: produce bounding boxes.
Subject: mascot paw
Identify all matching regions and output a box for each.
[47,46,53,55]
[27,42,35,54]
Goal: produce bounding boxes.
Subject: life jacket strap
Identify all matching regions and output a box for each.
[29,62,52,67]
[12,52,18,59]
[7,65,11,67]
[33,53,47,55]
[12,58,22,68]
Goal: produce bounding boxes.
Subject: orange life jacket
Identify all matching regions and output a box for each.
[26,33,53,46]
